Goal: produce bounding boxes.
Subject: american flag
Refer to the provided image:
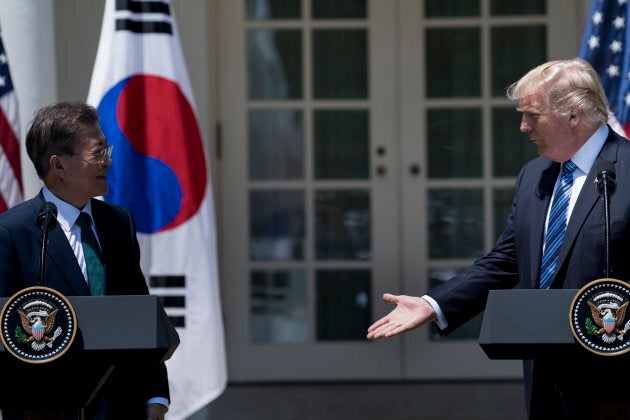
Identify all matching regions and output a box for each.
[579,0,630,136]
[0,32,22,213]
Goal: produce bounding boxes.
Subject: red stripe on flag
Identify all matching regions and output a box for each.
[0,109,22,190]
[0,193,8,214]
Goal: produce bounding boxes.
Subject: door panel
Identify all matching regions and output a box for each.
[219,0,401,380]
[219,0,581,381]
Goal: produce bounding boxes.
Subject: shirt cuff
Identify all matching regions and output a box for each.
[421,295,448,330]
[147,397,169,409]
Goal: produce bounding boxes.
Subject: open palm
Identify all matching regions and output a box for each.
[366,293,436,339]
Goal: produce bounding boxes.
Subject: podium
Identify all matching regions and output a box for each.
[479,289,578,359]
[0,295,179,410]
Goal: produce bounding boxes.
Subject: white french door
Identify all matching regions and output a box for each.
[217,0,581,381]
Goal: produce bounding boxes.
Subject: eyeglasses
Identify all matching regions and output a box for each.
[74,144,114,166]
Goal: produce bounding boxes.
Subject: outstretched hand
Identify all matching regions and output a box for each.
[366,293,437,340]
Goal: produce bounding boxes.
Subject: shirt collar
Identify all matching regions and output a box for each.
[42,186,94,232]
[570,124,608,175]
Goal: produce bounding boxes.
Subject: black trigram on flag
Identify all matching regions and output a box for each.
[115,0,173,34]
[151,275,186,327]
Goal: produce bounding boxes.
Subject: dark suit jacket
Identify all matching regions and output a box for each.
[0,192,169,418]
[427,127,630,418]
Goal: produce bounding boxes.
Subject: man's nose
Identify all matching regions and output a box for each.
[520,117,531,132]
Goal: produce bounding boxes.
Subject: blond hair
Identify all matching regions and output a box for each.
[506,59,609,126]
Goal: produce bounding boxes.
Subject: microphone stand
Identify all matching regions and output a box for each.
[40,212,51,286]
[38,202,58,287]
[596,166,616,278]
[603,177,611,277]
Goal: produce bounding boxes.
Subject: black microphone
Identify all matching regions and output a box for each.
[595,162,616,277]
[596,162,616,196]
[37,202,58,286]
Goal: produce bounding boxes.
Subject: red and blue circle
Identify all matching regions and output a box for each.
[97,75,207,233]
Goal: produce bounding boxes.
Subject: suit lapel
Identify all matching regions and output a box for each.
[33,193,91,295]
[552,133,619,287]
[44,226,92,295]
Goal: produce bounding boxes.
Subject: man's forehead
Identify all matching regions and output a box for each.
[517,94,545,113]
[78,125,106,142]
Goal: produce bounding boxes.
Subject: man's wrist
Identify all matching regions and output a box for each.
[420,295,448,329]
[147,397,169,410]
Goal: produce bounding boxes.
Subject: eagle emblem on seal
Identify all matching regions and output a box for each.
[16,302,63,351]
[587,295,630,344]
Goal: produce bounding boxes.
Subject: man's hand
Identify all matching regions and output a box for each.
[147,403,168,420]
[366,294,437,339]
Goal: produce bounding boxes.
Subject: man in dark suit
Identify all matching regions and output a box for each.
[0,102,169,419]
[367,59,630,419]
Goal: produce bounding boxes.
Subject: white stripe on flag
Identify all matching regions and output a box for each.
[0,40,22,212]
[0,147,22,207]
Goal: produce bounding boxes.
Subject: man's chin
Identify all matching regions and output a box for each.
[96,185,109,198]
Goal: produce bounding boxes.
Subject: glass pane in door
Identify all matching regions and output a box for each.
[247,29,303,100]
[314,109,369,179]
[316,269,371,340]
[251,269,308,343]
[250,190,305,260]
[313,29,368,99]
[312,0,366,19]
[490,0,546,16]
[246,0,302,20]
[425,0,480,17]
[491,26,547,97]
[315,189,370,260]
[428,189,484,259]
[249,109,304,180]
[427,108,482,178]
[425,28,480,97]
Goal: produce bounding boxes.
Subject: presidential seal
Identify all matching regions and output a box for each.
[0,286,77,363]
[569,278,630,356]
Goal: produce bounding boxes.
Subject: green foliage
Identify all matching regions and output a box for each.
[14,326,28,343]
[585,317,598,335]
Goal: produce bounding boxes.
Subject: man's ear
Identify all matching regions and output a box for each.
[49,155,66,178]
[568,108,582,128]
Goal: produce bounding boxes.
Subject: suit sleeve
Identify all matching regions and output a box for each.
[426,166,524,334]
[0,223,23,297]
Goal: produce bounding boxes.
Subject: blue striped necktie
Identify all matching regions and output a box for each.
[77,212,105,295]
[539,160,577,289]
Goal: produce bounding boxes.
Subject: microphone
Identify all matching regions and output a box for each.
[37,202,58,231]
[37,202,58,286]
[596,162,616,196]
[595,162,616,277]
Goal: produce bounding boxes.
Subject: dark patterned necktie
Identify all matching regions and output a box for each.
[77,212,105,295]
[539,160,577,289]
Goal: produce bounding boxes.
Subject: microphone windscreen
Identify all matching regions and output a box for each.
[596,161,616,180]
[595,161,616,195]
[37,202,58,229]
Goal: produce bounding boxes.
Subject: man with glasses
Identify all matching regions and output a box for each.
[0,102,169,419]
